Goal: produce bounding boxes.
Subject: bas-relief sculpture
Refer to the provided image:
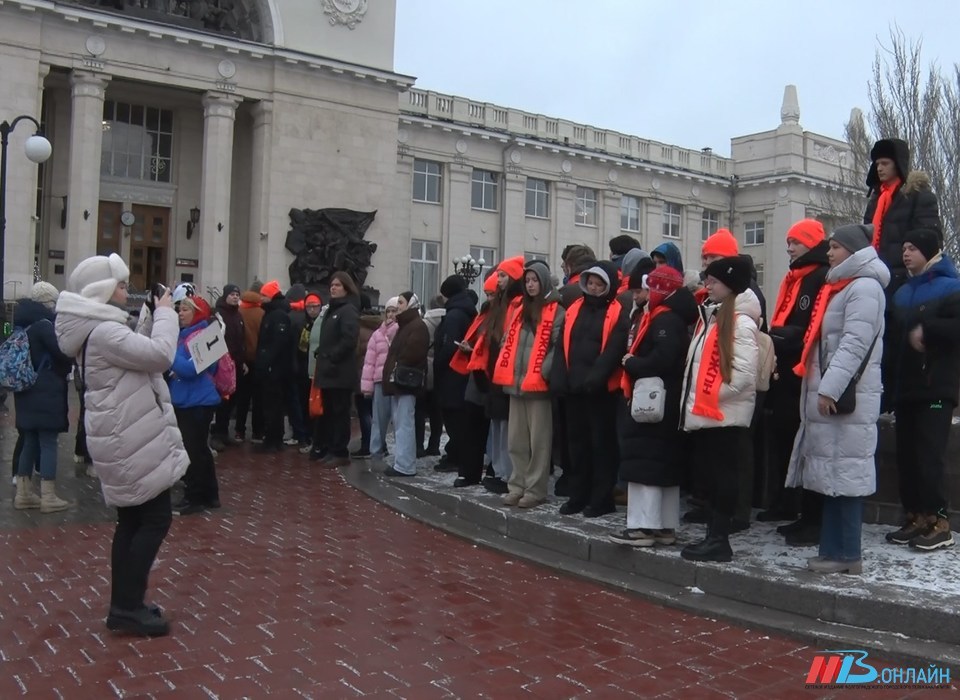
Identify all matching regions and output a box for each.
[285,208,378,291]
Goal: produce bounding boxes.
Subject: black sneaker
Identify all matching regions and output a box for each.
[383,467,415,477]
[350,449,372,460]
[785,525,820,547]
[886,515,927,544]
[453,477,480,488]
[206,499,221,509]
[608,529,656,547]
[777,517,805,536]
[910,518,955,551]
[106,606,170,637]
[482,476,509,495]
[173,501,206,516]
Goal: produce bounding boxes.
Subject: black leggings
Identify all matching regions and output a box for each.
[111,489,173,610]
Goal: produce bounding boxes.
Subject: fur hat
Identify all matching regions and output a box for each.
[440,274,467,298]
[701,228,739,258]
[66,253,129,303]
[704,256,752,294]
[903,228,941,262]
[30,281,59,305]
[830,224,873,254]
[786,219,825,249]
[260,280,282,300]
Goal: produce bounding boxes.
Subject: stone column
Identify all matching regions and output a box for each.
[248,100,273,284]
[65,71,110,277]
[198,92,241,293]
[501,172,526,256]
[443,162,471,277]
[601,189,622,257]
[553,180,578,261]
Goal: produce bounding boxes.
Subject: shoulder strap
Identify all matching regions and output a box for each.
[820,331,879,380]
[77,330,95,393]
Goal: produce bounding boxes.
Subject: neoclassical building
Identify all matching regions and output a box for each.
[0,0,853,305]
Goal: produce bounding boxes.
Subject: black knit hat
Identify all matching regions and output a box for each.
[440,274,467,298]
[627,257,657,290]
[703,256,752,294]
[609,234,641,257]
[222,283,240,297]
[904,228,941,262]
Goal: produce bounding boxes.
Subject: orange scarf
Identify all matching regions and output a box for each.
[620,305,669,398]
[563,297,624,392]
[492,300,558,392]
[449,311,488,375]
[792,279,854,377]
[690,317,725,421]
[770,265,818,327]
[871,178,901,249]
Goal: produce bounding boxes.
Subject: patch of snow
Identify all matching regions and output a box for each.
[686,586,705,595]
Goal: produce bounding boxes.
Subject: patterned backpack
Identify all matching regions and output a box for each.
[0,328,38,392]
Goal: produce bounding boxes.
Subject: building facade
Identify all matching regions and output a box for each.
[0,0,855,306]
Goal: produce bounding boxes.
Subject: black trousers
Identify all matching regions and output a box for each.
[565,393,620,510]
[416,391,443,451]
[736,391,766,521]
[175,406,219,505]
[457,402,490,482]
[111,489,172,610]
[355,393,373,453]
[75,387,91,461]
[443,406,468,467]
[895,400,952,515]
[312,387,353,458]
[261,378,287,448]
[688,426,748,522]
[765,384,802,512]
[233,366,264,439]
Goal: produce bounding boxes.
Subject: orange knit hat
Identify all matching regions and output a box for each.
[498,256,525,281]
[701,229,739,258]
[786,219,825,249]
[483,271,499,294]
[260,280,282,300]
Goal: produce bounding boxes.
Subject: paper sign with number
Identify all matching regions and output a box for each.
[187,322,227,374]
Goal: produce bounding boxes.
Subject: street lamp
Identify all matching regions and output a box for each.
[452,254,485,284]
[0,115,52,331]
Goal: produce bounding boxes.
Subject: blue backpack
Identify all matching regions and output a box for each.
[0,328,38,392]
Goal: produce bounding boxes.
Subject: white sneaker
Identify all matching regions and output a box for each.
[284,437,300,446]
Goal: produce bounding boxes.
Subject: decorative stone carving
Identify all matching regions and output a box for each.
[286,208,378,289]
[813,142,848,164]
[321,0,368,28]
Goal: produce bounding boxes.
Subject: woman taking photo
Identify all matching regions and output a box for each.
[786,224,888,574]
[493,260,564,508]
[308,272,360,466]
[56,254,188,637]
[680,256,761,563]
[168,291,222,516]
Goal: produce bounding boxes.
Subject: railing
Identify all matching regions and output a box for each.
[402,87,733,177]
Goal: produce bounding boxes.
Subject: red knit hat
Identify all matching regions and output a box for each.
[183,296,212,324]
[483,271,499,294]
[786,219,825,249]
[260,280,281,300]
[701,229,739,258]
[305,293,322,306]
[646,266,683,310]
[498,256,525,281]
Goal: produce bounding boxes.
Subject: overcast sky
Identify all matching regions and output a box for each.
[394,0,959,156]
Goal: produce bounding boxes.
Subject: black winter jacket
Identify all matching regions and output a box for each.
[313,296,360,390]
[768,243,829,399]
[434,290,478,409]
[618,288,698,486]
[214,297,245,365]
[13,299,73,432]
[255,295,293,379]
[383,307,431,397]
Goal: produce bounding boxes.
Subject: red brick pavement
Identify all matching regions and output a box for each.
[0,446,948,698]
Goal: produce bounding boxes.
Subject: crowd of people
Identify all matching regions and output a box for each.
[2,136,954,637]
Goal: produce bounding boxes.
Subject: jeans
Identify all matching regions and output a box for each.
[819,495,864,562]
[370,383,392,455]
[355,393,372,453]
[489,418,512,481]
[111,489,173,610]
[174,406,219,505]
[391,394,417,474]
[17,429,58,480]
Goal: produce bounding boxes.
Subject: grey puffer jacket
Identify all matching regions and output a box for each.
[56,293,189,507]
[786,246,890,498]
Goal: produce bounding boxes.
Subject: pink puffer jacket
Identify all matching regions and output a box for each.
[360,320,397,394]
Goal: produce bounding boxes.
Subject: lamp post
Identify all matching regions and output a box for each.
[452,254,485,285]
[0,115,52,332]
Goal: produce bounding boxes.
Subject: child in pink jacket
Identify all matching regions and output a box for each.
[361,298,399,457]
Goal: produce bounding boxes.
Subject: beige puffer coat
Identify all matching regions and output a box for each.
[55,294,189,507]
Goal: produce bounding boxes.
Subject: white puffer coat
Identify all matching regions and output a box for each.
[786,247,889,497]
[681,288,761,430]
[56,295,189,507]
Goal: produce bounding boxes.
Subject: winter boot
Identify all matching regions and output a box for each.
[885,512,925,544]
[909,515,955,551]
[681,516,733,562]
[39,480,70,514]
[14,476,40,510]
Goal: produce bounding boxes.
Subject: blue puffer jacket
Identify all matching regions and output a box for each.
[13,298,73,432]
[168,321,220,408]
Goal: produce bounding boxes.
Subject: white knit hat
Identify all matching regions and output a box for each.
[30,281,59,305]
[385,296,400,309]
[67,253,129,303]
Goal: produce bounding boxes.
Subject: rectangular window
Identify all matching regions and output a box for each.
[575,187,597,226]
[620,195,640,232]
[410,239,440,304]
[525,178,550,218]
[745,221,765,246]
[754,262,765,288]
[471,169,499,211]
[701,209,720,242]
[412,159,442,203]
[662,202,681,239]
[525,252,549,265]
[100,99,174,183]
[468,245,497,300]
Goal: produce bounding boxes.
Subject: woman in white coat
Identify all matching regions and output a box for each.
[786,224,889,574]
[679,256,761,563]
[56,255,189,637]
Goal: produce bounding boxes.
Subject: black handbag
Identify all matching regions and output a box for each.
[822,333,879,415]
[391,365,425,391]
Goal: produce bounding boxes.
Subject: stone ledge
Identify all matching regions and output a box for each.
[342,462,960,670]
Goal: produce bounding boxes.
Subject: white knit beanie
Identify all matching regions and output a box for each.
[30,281,60,305]
[67,253,130,303]
[385,296,400,310]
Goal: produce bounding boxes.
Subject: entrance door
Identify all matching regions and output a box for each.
[97,201,123,257]
[129,205,169,293]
